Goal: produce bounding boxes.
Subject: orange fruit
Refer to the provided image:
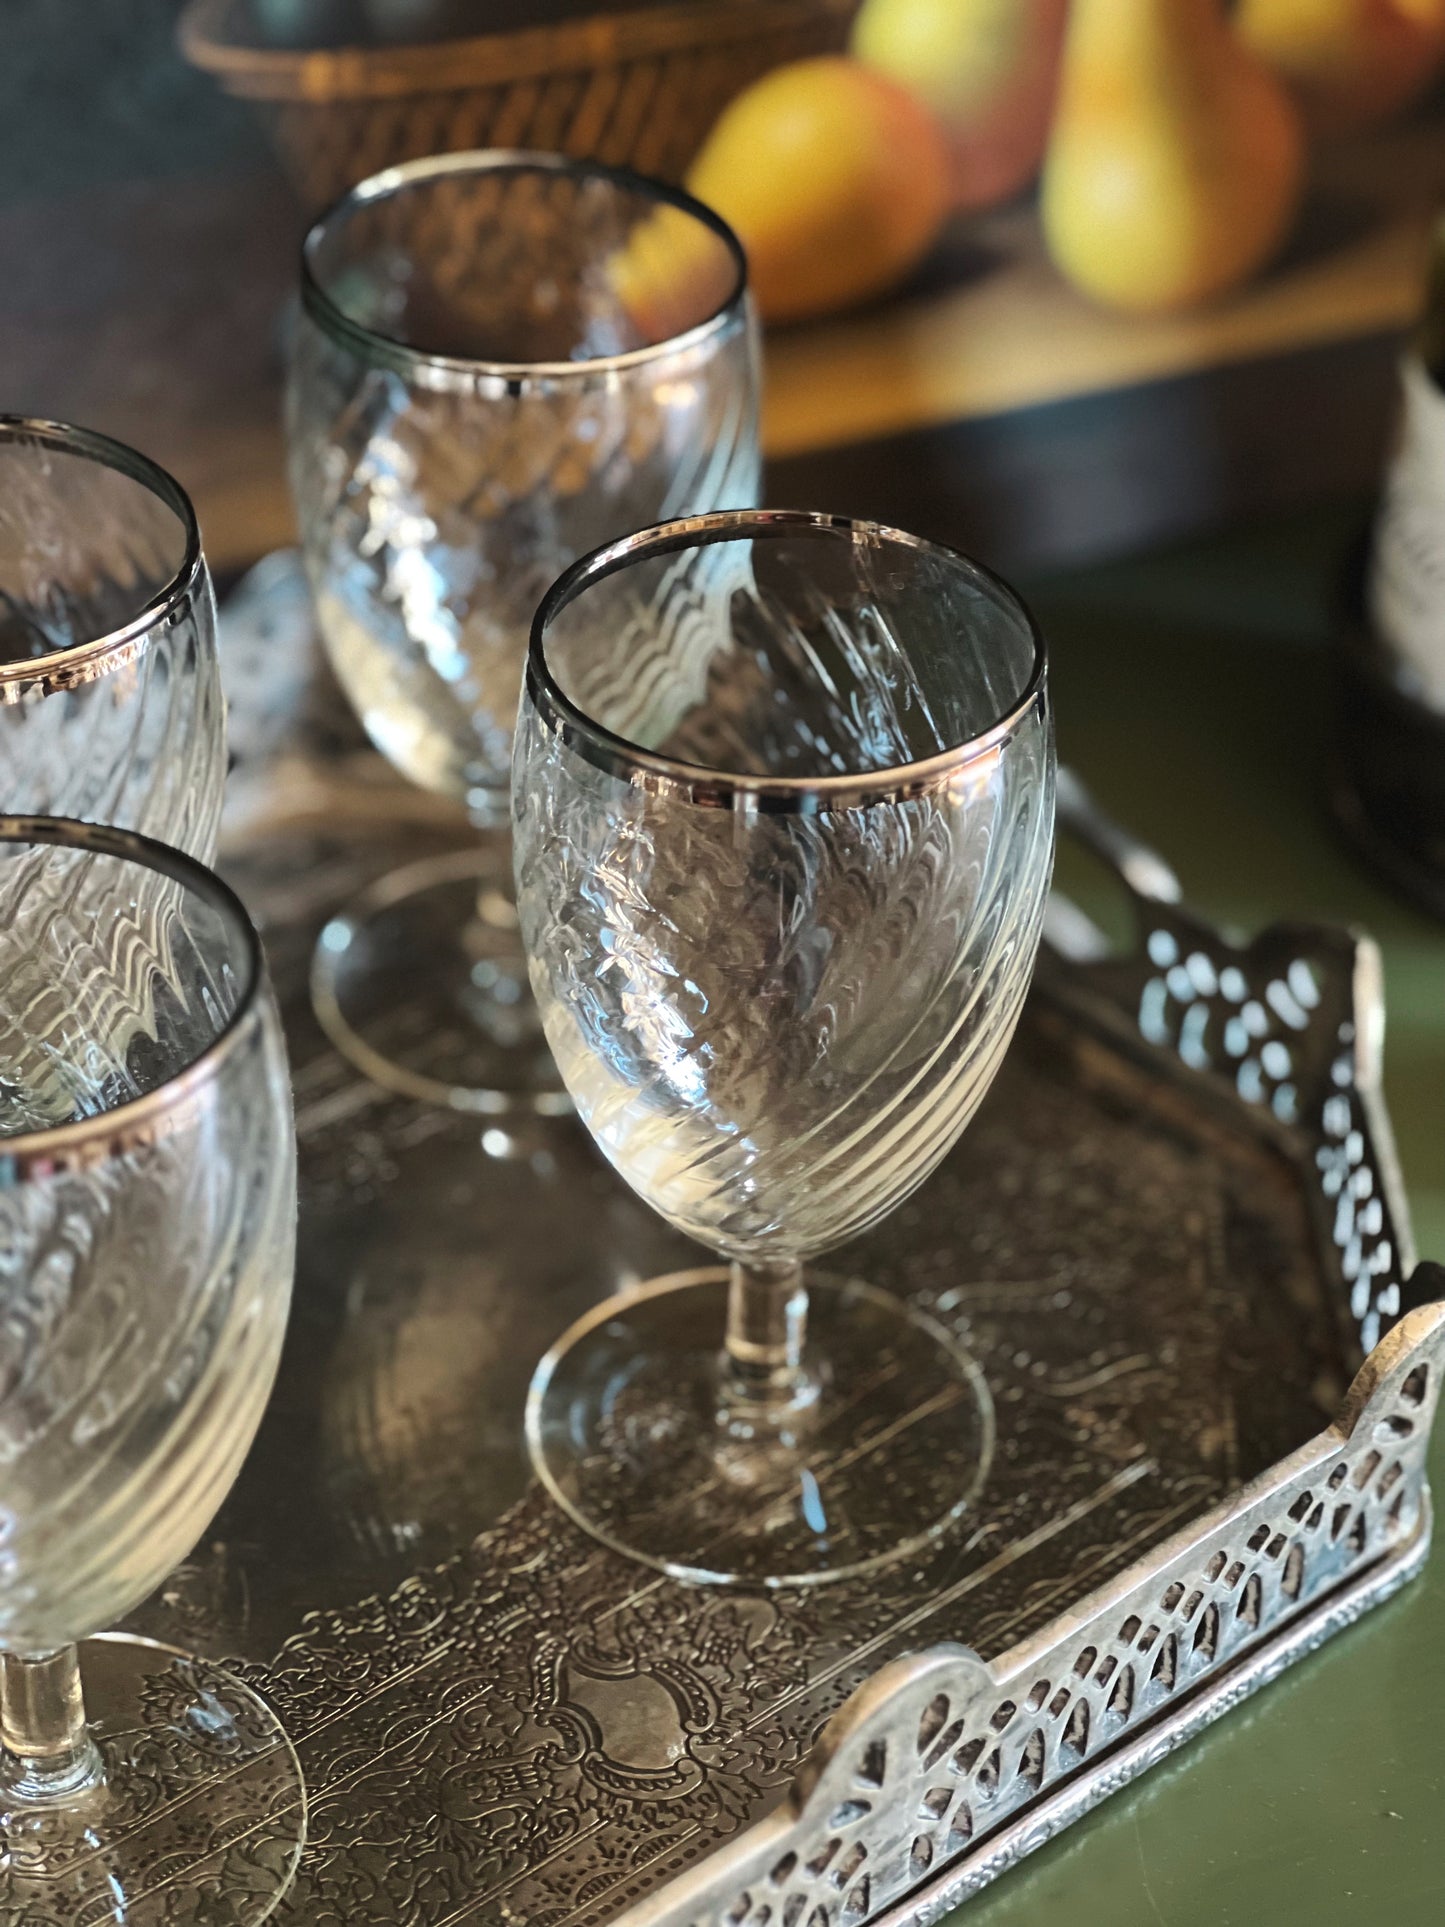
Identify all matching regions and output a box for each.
[685,56,951,325]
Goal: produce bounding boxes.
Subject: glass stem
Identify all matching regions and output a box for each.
[725,1259,808,1403]
[0,1646,104,1803]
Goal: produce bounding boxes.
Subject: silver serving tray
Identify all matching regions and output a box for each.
[117,558,1443,1926]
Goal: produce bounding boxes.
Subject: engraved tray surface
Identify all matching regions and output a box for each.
[115,563,1445,1926]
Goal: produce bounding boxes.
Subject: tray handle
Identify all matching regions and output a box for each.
[1045,766,1183,963]
[1059,765,1182,902]
[627,1299,1445,1927]
[1043,767,1424,1358]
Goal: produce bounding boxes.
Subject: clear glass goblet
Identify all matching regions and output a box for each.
[0,418,225,862]
[287,149,760,1113]
[514,510,1055,1588]
[0,817,302,1923]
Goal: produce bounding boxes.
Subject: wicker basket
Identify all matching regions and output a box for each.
[180,0,857,214]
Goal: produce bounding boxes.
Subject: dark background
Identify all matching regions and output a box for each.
[3,1,263,194]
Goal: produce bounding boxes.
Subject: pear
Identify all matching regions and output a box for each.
[1239,0,1445,137]
[1042,0,1305,313]
[852,0,1070,210]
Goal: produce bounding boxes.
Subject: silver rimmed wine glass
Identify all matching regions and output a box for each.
[0,418,224,861]
[514,509,1055,1588]
[0,817,301,1923]
[287,149,760,1114]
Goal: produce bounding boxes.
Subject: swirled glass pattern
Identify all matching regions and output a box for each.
[0,827,295,1654]
[515,516,1055,1263]
[0,421,224,862]
[287,153,760,823]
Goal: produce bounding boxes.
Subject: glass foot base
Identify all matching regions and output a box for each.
[527,1269,994,1588]
[0,1635,304,1926]
[311,843,570,1115]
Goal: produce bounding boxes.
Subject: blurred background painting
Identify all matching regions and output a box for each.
[4,0,1440,576]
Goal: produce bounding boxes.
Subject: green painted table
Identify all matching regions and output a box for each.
[938,499,1445,1927]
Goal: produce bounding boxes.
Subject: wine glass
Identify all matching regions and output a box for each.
[0,817,301,1923]
[0,418,225,861]
[286,149,760,1113]
[514,510,1055,1588]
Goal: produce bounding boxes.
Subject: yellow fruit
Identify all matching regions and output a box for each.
[852,0,1069,210]
[1238,0,1445,136]
[609,202,743,346]
[685,56,951,325]
[1042,0,1305,314]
